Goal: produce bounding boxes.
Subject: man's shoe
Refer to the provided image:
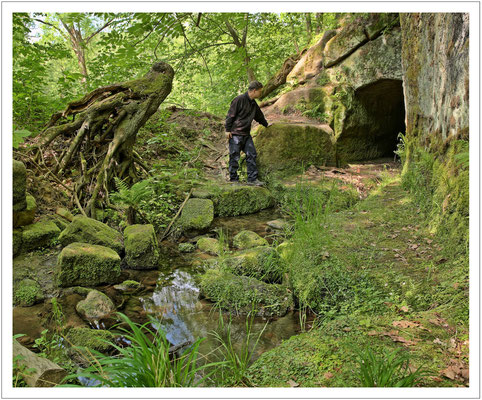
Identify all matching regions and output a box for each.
[247,179,265,187]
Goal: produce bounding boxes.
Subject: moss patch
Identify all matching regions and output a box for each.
[13,278,44,307]
[197,237,223,256]
[65,327,116,353]
[21,220,61,253]
[199,268,293,317]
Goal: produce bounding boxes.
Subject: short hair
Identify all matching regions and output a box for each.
[248,81,263,91]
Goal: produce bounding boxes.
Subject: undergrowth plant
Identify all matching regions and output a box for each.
[63,313,215,387]
[209,311,267,387]
[355,347,431,387]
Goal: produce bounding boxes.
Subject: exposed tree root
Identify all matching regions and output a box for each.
[27,61,174,219]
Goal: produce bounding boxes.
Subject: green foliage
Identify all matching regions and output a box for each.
[209,311,267,386]
[12,128,32,148]
[355,347,431,387]
[110,177,155,208]
[13,334,34,387]
[64,313,213,387]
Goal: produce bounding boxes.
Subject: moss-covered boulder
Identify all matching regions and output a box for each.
[233,230,268,250]
[13,160,27,212]
[58,216,124,255]
[65,327,115,353]
[178,242,196,253]
[75,289,115,320]
[199,269,293,317]
[197,237,223,256]
[253,123,335,173]
[46,215,70,231]
[178,198,214,230]
[13,278,44,306]
[206,185,275,217]
[13,229,22,257]
[56,242,121,287]
[56,208,74,222]
[13,194,36,228]
[221,246,283,283]
[123,224,160,269]
[21,220,61,253]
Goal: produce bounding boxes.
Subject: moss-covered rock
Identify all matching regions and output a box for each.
[13,160,27,212]
[46,215,70,231]
[75,289,115,320]
[13,278,44,306]
[178,198,214,230]
[58,216,124,255]
[123,224,160,269]
[114,280,142,292]
[65,327,115,353]
[21,220,61,253]
[271,87,329,116]
[199,268,293,317]
[253,123,335,173]
[233,230,268,250]
[267,219,290,231]
[197,237,223,255]
[13,229,22,257]
[13,194,36,228]
[207,184,275,217]
[178,242,196,253]
[56,242,121,287]
[221,246,283,283]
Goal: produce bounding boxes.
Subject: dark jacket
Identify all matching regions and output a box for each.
[225,92,268,135]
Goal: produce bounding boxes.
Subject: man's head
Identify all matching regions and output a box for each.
[248,81,263,99]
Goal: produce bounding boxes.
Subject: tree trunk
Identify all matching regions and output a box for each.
[225,18,256,82]
[305,13,312,45]
[61,20,89,90]
[33,62,174,218]
[315,13,324,34]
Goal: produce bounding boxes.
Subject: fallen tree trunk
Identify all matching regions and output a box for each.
[13,340,67,387]
[259,53,303,100]
[29,62,174,219]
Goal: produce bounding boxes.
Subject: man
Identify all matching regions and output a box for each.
[225,81,269,186]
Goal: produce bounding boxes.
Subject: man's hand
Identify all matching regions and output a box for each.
[225,131,232,139]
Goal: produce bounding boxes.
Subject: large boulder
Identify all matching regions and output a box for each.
[13,278,44,307]
[123,224,160,269]
[193,184,275,217]
[56,242,121,287]
[178,198,214,230]
[233,230,268,250]
[13,160,27,212]
[58,216,124,255]
[75,289,115,320]
[199,268,293,317]
[13,194,36,228]
[21,220,61,253]
[253,123,335,172]
[220,246,283,283]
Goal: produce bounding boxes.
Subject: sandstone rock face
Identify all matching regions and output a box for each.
[58,216,124,255]
[56,242,121,287]
[123,224,160,269]
[13,160,27,212]
[400,13,469,145]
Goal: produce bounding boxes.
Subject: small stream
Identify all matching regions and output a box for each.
[137,208,301,360]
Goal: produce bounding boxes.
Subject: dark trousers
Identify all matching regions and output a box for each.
[228,134,258,182]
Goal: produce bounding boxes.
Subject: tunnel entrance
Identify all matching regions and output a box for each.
[336,79,406,163]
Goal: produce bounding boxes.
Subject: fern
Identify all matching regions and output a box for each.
[110,177,154,208]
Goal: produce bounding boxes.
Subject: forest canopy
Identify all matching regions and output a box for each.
[13,12,341,133]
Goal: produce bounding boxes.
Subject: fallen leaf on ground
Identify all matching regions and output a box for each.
[392,320,420,329]
[287,379,299,387]
[433,338,443,345]
[367,330,378,336]
[399,306,409,313]
[323,372,334,380]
